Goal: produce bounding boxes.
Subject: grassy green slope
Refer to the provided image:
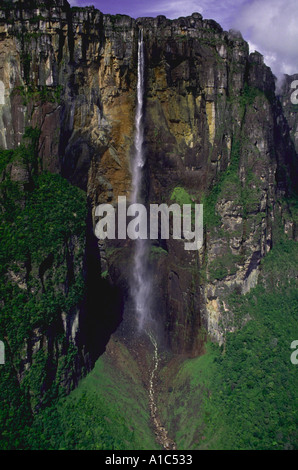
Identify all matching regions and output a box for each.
[27,338,159,450]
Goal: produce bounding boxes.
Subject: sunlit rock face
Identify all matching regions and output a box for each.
[0,0,296,360]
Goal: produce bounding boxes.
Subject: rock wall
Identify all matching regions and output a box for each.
[280,74,298,155]
[0,0,297,364]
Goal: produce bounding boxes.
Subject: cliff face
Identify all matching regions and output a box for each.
[0,0,297,377]
[280,74,298,155]
[137,17,296,352]
[0,0,127,414]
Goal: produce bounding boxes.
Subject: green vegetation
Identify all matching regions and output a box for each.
[150,245,168,256]
[0,169,86,350]
[0,128,157,452]
[170,186,193,206]
[150,244,168,262]
[1,340,159,450]
[200,180,222,228]
[20,52,31,84]
[198,35,225,48]
[25,342,159,450]
[17,229,297,451]
[176,34,189,42]
[0,130,88,449]
[12,85,63,106]
[239,83,265,109]
[170,186,199,227]
[0,140,87,348]
[227,83,273,110]
[201,137,241,229]
[208,251,241,280]
[28,15,46,24]
[201,131,263,235]
[160,235,298,450]
[284,196,298,225]
[0,145,296,451]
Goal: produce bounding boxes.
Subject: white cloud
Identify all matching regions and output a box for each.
[234,0,298,79]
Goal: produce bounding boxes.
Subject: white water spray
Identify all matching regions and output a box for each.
[130,29,152,332]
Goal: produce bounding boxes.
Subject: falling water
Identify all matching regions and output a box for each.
[129,29,177,450]
[131,28,145,204]
[130,29,152,332]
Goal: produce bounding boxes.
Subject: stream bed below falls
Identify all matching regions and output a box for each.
[118,330,177,450]
[147,332,177,450]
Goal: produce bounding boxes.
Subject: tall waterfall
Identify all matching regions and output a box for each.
[131,29,145,203]
[130,29,152,332]
[129,32,176,450]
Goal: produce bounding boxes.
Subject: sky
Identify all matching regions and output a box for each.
[68,0,298,81]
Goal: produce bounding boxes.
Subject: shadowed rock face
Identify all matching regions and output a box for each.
[0,0,297,364]
[280,74,298,155]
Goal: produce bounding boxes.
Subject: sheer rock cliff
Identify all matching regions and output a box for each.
[0,0,297,409]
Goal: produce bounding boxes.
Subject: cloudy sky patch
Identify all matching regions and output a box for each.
[234,0,298,79]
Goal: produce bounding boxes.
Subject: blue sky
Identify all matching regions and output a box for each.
[69,0,298,80]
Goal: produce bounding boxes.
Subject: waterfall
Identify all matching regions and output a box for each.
[129,31,177,450]
[130,29,152,332]
[131,29,145,204]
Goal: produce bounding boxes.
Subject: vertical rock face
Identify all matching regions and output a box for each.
[0,0,297,364]
[280,74,298,155]
[134,17,296,350]
[0,1,140,196]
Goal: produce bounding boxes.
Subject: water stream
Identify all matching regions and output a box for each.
[147,331,177,450]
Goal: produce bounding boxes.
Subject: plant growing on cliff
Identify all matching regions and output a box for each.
[208,251,241,281]
[170,186,193,206]
[13,85,63,107]
[200,138,241,230]
[0,129,88,448]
